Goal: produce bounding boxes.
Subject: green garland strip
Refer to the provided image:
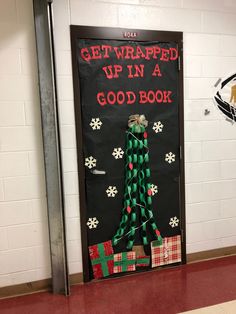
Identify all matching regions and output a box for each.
[112,115,162,249]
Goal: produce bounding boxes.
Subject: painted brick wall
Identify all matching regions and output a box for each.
[1,0,236,289]
[53,0,236,274]
[0,0,51,287]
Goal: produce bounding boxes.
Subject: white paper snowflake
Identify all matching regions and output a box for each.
[90,118,102,130]
[112,147,124,159]
[153,121,163,133]
[87,217,99,229]
[165,152,175,164]
[85,156,96,169]
[169,216,179,228]
[150,184,158,196]
[106,186,118,197]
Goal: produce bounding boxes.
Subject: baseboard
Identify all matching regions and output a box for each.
[69,272,83,285]
[0,273,83,299]
[187,245,236,263]
[1,246,236,299]
[0,278,52,299]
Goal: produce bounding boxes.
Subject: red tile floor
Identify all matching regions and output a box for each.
[1,255,236,314]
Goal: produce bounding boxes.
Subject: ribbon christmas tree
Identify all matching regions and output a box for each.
[112,114,162,250]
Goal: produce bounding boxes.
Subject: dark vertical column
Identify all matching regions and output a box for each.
[33,0,70,295]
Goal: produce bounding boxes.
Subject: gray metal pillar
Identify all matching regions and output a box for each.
[33,0,70,295]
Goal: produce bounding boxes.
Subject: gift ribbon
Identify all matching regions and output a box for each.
[114,252,136,272]
[136,256,150,266]
[163,238,170,259]
[91,242,113,277]
[152,237,163,247]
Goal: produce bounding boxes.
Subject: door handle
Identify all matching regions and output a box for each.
[90,169,106,175]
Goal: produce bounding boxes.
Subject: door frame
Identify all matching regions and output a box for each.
[70,25,186,282]
[33,0,69,295]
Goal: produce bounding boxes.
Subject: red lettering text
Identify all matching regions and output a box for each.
[127,64,144,78]
[90,45,101,59]
[152,64,162,77]
[80,48,91,62]
[101,45,112,58]
[126,91,136,104]
[170,48,178,60]
[102,65,123,79]
[160,49,169,61]
[97,92,106,106]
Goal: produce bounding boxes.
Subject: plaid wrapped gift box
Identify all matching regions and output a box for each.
[136,255,150,267]
[113,251,136,273]
[151,235,181,268]
[88,240,114,279]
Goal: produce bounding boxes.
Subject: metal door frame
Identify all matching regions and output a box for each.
[70,25,186,282]
[33,0,69,295]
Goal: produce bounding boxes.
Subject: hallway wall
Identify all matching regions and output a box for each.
[53,0,236,274]
[1,0,236,289]
[0,0,51,287]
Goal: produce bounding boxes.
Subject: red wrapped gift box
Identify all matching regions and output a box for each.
[151,235,181,268]
[88,240,114,279]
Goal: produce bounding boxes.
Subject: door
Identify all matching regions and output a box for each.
[71,26,186,281]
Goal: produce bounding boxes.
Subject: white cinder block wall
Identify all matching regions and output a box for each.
[0,0,51,288]
[1,0,236,288]
[53,0,236,273]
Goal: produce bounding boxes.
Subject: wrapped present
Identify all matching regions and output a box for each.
[114,251,136,273]
[151,235,181,268]
[136,255,150,267]
[89,240,114,279]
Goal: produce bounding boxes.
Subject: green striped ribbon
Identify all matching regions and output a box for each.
[114,252,136,272]
[91,242,113,277]
[152,237,163,247]
[136,256,150,266]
